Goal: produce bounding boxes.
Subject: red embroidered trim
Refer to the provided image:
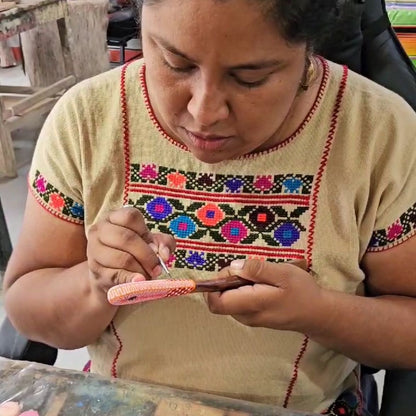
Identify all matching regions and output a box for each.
[139,57,330,159]
[306,65,348,268]
[110,321,123,378]
[110,62,135,379]
[128,183,310,206]
[121,63,133,205]
[283,336,310,408]
[176,238,304,258]
[283,65,349,408]
[28,179,83,226]
[367,229,416,253]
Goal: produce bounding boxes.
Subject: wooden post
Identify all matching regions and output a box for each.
[0,40,16,68]
[20,0,109,87]
[0,97,17,178]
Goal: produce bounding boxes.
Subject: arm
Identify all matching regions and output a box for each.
[3,194,175,350]
[206,235,416,369]
[306,235,416,369]
[3,193,117,349]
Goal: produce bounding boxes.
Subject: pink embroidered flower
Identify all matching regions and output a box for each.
[254,175,273,191]
[197,204,225,227]
[140,164,158,180]
[167,172,187,189]
[35,175,47,193]
[387,221,403,241]
[49,193,65,211]
[221,220,248,244]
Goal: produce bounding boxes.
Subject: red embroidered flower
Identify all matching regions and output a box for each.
[167,172,187,189]
[387,221,403,241]
[197,204,225,226]
[49,193,65,211]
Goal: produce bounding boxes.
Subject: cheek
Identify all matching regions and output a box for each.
[146,67,189,117]
[236,83,298,135]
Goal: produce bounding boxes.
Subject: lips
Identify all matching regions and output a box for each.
[184,129,233,152]
[187,130,232,141]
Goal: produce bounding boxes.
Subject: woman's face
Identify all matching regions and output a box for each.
[141,0,307,164]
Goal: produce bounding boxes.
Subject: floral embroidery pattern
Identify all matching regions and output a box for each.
[31,171,84,223]
[131,164,313,195]
[128,164,312,271]
[368,203,416,251]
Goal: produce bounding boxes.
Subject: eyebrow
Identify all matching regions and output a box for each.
[152,35,281,71]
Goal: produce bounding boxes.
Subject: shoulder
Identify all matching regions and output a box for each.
[325,60,415,156]
[57,59,144,117]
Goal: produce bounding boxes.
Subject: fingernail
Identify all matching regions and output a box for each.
[149,243,158,253]
[132,274,146,282]
[230,259,245,270]
[123,204,134,208]
[159,245,170,260]
[152,265,162,278]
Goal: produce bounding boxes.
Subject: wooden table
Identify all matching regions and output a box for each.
[0,0,76,178]
[0,358,319,416]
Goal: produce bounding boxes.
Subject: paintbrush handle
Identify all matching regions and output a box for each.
[194,276,252,292]
[194,258,307,292]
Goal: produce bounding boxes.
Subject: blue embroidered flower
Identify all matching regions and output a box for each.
[225,178,243,193]
[170,215,197,238]
[70,203,84,219]
[282,178,303,194]
[146,197,173,221]
[186,251,206,268]
[274,223,300,246]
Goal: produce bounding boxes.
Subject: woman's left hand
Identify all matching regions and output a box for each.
[206,259,324,333]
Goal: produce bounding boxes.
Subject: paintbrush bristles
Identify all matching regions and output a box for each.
[107,279,196,305]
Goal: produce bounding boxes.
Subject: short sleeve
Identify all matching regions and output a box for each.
[366,102,416,252]
[29,85,85,224]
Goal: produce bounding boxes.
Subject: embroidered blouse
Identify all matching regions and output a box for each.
[28,58,416,413]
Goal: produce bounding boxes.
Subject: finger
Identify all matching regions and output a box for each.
[226,258,306,287]
[89,259,146,291]
[0,402,21,416]
[150,233,176,262]
[109,207,154,244]
[95,221,162,278]
[88,243,146,275]
[206,284,280,316]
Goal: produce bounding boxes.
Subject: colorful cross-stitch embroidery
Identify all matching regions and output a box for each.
[31,170,84,224]
[128,164,313,272]
[324,390,360,416]
[368,203,416,251]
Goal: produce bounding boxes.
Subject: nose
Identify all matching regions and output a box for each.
[187,77,230,127]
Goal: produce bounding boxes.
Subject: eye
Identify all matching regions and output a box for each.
[162,58,195,73]
[230,72,269,89]
[233,77,268,89]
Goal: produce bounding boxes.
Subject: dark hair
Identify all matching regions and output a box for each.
[133,0,351,52]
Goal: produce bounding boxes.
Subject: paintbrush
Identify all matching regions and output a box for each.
[107,259,307,306]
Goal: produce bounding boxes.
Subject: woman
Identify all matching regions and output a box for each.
[3,0,416,414]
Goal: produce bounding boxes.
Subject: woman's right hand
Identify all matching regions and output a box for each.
[87,206,176,294]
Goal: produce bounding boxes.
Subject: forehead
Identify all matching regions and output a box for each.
[141,0,300,62]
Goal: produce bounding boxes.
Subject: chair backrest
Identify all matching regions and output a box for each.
[319,0,416,110]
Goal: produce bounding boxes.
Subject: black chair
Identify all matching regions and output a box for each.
[107,6,140,65]
[1,0,415,414]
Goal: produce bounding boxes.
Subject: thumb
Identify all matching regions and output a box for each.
[228,258,307,286]
[116,270,147,285]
